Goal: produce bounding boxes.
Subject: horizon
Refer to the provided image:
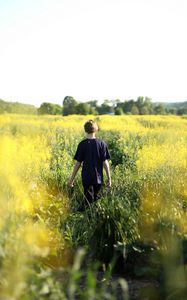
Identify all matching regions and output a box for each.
[1,96,187,108]
[0,0,187,106]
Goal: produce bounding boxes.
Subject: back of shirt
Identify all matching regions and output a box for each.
[74,138,110,185]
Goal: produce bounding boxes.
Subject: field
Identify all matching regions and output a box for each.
[0,114,187,299]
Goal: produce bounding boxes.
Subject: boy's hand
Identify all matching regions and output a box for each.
[68,161,81,188]
[68,179,74,187]
[107,178,112,188]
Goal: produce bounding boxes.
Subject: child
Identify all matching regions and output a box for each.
[68,119,111,208]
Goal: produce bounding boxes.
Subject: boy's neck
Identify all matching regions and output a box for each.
[87,133,96,139]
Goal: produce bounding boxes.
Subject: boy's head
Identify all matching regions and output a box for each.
[84,120,98,134]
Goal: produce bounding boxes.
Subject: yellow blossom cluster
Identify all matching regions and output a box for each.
[0,113,187,297]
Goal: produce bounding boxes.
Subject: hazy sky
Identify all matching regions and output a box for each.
[0,0,186,106]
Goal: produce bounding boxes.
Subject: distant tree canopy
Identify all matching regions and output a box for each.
[62,96,98,115]
[115,107,123,115]
[115,97,154,115]
[96,100,114,115]
[37,102,62,115]
[61,96,186,116]
[1,97,187,116]
[62,97,114,116]
[154,103,166,115]
[62,96,77,115]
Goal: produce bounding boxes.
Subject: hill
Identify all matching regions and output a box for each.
[153,101,187,109]
[164,101,187,109]
[0,99,37,114]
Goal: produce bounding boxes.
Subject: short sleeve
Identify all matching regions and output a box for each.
[74,143,84,162]
[101,142,111,161]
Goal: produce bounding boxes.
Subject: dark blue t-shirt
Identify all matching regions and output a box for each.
[74,138,110,185]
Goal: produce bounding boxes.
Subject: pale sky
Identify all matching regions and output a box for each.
[0,0,186,106]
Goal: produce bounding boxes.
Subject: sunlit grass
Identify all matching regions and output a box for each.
[0,113,187,299]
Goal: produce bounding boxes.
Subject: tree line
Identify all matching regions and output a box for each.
[37,96,187,115]
[1,97,187,115]
[60,96,187,116]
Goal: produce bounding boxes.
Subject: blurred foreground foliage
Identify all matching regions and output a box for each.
[0,114,187,299]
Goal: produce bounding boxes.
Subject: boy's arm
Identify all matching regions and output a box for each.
[103,160,112,187]
[68,161,82,187]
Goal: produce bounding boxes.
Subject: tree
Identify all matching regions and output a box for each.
[131,104,139,115]
[76,103,91,115]
[97,100,114,114]
[90,107,98,115]
[52,104,62,115]
[113,99,121,106]
[144,97,153,114]
[154,104,166,115]
[63,96,77,116]
[140,106,149,115]
[136,96,144,113]
[177,108,187,115]
[123,100,135,114]
[115,107,123,115]
[167,108,177,115]
[136,96,154,114]
[38,102,62,115]
[86,100,98,108]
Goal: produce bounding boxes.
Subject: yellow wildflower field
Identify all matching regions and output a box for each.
[0,113,187,298]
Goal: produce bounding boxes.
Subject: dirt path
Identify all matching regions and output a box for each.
[124,277,159,300]
[100,272,160,300]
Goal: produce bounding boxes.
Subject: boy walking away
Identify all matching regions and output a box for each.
[69,120,111,210]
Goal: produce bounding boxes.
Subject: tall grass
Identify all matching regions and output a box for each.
[0,114,187,299]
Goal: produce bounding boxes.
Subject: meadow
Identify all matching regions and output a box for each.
[0,114,187,299]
